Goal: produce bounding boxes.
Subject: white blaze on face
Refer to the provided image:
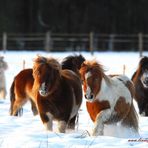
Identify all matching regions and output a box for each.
[39,82,47,96]
[141,70,148,88]
[84,71,94,101]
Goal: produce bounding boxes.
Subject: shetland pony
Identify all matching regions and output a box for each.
[0,56,8,99]
[79,60,139,136]
[62,54,85,77]
[31,56,82,132]
[132,56,148,116]
[10,69,38,116]
[10,54,85,116]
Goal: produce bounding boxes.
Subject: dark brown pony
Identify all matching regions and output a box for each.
[132,56,148,116]
[32,56,82,132]
[79,60,139,136]
[10,54,85,116]
[61,54,85,77]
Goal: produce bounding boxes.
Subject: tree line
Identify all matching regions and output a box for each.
[0,0,148,34]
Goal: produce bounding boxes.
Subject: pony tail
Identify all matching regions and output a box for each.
[9,79,23,116]
[122,102,139,133]
[10,80,15,115]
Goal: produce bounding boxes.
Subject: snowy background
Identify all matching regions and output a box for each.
[0,51,148,148]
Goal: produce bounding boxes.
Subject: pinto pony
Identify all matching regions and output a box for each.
[10,54,85,116]
[31,56,82,132]
[132,56,148,116]
[79,60,139,136]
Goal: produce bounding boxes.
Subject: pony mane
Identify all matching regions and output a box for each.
[33,56,61,71]
[62,54,85,70]
[80,60,111,83]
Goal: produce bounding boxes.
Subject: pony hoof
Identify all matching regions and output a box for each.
[92,130,103,136]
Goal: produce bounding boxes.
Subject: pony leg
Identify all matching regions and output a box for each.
[0,88,6,99]
[67,115,77,130]
[92,109,111,136]
[137,100,145,115]
[40,112,53,131]
[11,100,23,116]
[144,104,148,116]
[57,121,67,133]
[29,99,38,115]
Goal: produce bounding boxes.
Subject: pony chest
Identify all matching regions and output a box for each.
[37,93,75,119]
[86,100,110,122]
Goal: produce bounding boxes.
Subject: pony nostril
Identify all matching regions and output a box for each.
[90,94,94,99]
[84,93,94,100]
[84,94,87,99]
[144,78,148,84]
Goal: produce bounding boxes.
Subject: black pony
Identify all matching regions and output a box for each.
[132,56,148,116]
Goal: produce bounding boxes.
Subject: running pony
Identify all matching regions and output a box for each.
[32,56,82,132]
[132,56,148,116]
[79,60,139,136]
[10,54,85,116]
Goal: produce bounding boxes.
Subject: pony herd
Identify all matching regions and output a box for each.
[2,54,148,136]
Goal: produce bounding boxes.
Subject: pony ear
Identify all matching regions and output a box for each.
[139,56,148,66]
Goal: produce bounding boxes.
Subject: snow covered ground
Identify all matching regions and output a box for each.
[0,50,148,148]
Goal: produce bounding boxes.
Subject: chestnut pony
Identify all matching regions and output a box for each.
[10,54,85,116]
[32,56,82,132]
[80,60,139,136]
[132,56,148,116]
[10,68,37,116]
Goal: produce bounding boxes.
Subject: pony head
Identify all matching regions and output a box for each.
[138,56,148,88]
[61,54,85,76]
[33,56,61,97]
[80,60,107,102]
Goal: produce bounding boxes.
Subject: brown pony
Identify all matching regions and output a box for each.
[132,56,148,116]
[79,60,139,136]
[10,69,37,116]
[31,56,82,132]
[10,54,85,116]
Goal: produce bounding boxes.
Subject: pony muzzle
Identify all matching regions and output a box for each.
[39,82,48,96]
[141,77,148,88]
[39,89,48,96]
[84,93,94,102]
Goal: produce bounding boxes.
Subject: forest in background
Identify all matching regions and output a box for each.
[0,0,148,34]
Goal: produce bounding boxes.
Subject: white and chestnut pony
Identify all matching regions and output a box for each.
[80,60,139,136]
[10,54,85,116]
